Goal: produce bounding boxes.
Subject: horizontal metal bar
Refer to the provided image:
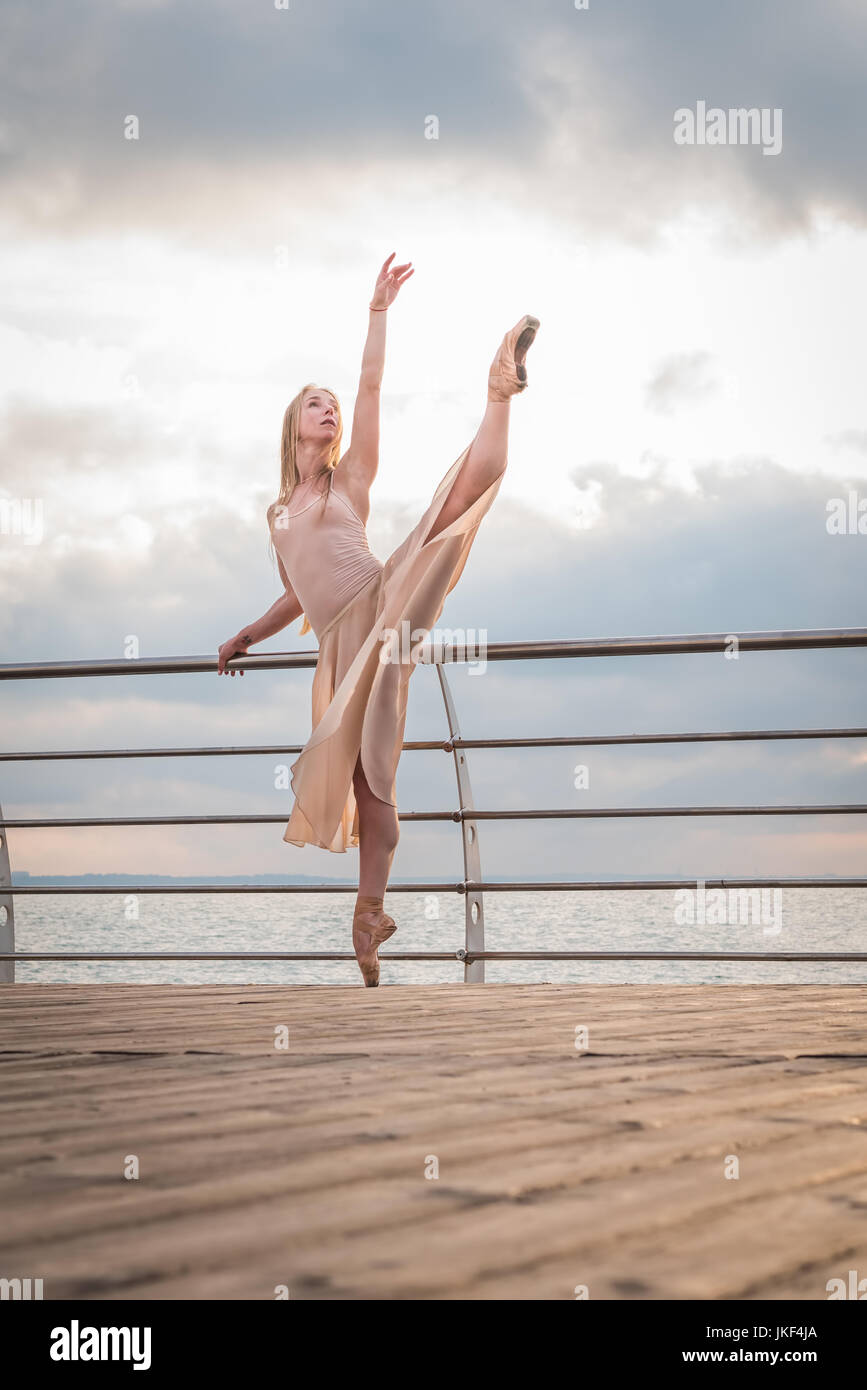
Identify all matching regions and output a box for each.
[0,740,446,762]
[428,805,867,821]
[1,745,310,763]
[6,882,465,895]
[0,652,311,680]
[462,951,867,962]
[2,813,408,828]
[6,878,866,896]
[447,630,867,661]
[4,728,865,763]
[3,813,414,828]
[4,950,867,963]
[466,878,867,891]
[2,628,866,680]
[0,952,460,962]
[448,727,867,749]
[450,811,867,817]
[5,805,865,829]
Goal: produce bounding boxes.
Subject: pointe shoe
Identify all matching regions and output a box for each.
[487,314,540,402]
[352,894,397,988]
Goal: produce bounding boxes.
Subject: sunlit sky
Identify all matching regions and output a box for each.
[2,0,865,883]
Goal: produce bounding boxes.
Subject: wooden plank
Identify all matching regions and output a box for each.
[3,1081,866,1257]
[1,983,866,1300]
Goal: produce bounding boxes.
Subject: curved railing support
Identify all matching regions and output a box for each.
[436,666,485,983]
[0,800,15,983]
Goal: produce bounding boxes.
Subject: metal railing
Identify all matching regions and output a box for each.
[2,626,866,983]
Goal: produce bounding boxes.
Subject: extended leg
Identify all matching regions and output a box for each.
[426,313,539,542]
[426,399,511,542]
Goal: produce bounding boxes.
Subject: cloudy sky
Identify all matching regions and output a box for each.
[1,0,866,887]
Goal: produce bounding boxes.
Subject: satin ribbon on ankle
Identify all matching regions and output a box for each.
[354,893,385,915]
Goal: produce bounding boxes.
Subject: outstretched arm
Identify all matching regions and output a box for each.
[216,558,304,676]
[343,253,414,494]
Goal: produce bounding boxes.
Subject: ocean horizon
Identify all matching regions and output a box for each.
[8,875,866,987]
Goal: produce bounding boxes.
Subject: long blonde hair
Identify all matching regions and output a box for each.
[266,384,344,632]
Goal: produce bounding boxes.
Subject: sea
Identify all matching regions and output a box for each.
[8,883,867,986]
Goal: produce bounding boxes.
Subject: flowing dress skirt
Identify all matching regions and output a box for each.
[283,442,505,852]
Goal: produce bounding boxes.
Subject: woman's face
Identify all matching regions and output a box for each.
[300,389,339,443]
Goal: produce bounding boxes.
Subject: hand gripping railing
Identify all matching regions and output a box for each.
[1,626,866,983]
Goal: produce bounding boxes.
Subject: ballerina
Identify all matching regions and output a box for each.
[218,254,539,986]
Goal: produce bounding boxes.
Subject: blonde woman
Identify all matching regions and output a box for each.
[218,254,539,986]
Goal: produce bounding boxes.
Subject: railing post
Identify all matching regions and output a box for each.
[0,800,14,982]
[436,666,485,983]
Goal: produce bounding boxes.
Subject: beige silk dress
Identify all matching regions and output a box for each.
[270,443,505,853]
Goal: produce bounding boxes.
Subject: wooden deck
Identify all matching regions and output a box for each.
[1,982,866,1301]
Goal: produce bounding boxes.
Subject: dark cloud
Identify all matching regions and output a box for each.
[1,0,865,238]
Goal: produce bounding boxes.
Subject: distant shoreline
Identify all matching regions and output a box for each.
[11,871,850,886]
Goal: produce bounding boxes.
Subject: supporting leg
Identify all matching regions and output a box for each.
[352,753,400,898]
[351,753,400,984]
[425,399,511,542]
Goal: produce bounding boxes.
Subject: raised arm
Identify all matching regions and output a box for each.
[342,253,414,495]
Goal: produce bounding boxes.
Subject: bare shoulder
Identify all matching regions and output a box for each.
[333,450,372,523]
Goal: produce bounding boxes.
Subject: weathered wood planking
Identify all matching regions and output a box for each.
[1,983,866,1300]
